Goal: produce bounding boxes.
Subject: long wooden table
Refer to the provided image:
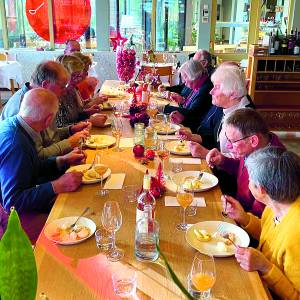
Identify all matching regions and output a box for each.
[34,89,270,300]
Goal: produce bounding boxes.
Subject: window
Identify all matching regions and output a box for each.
[214,0,250,54]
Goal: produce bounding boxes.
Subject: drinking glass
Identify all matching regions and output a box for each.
[123,185,140,203]
[147,99,159,120]
[112,117,123,152]
[156,113,167,124]
[101,201,124,261]
[157,140,170,178]
[176,184,193,231]
[188,253,216,300]
[94,150,109,197]
[112,267,137,298]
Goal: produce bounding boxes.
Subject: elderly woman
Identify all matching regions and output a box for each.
[56,55,106,128]
[178,63,254,158]
[163,59,213,131]
[223,146,300,299]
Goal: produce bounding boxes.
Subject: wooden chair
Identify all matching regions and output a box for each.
[141,65,173,84]
[142,52,165,63]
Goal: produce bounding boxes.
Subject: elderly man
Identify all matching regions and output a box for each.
[0,88,84,242]
[206,108,285,217]
[1,61,90,159]
[64,39,81,54]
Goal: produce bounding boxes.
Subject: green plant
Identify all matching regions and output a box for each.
[157,244,194,300]
[0,208,37,300]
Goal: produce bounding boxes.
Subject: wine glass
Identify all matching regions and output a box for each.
[157,140,170,178]
[176,184,193,231]
[94,148,109,197]
[101,201,124,261]
[112,117,123,152]
[188,253,216,299]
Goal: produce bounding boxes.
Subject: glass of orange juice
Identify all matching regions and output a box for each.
[176,184,193,231]
[188,253,216,299]
[94,151,109,197]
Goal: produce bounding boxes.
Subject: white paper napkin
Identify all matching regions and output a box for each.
[103,174,126,189]
[164,196,206,207]
[119,138,134,148]
[170,158,201,165]
[157,135,179,141]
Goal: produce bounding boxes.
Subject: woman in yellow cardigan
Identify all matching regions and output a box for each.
[222,146,300,299]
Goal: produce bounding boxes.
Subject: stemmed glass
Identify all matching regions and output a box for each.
[188,253,216,299]
[112,117,123,152]
[101,201,124,261]
[176,184,193,231]
[157,140,170,178]
[94,148,109,197]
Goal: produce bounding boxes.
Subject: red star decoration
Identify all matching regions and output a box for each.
[110,31,128,51]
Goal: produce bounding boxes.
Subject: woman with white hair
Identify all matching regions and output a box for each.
[178,63,254,158]
[164,59,213,131]
[223,146,300,299]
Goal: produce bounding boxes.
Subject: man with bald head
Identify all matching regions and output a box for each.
[0,88,85,242]
[1,60,90,159]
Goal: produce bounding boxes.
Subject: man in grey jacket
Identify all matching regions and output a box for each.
[1,61,90,159]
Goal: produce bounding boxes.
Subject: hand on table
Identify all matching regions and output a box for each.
[206,148,224,168]
[176,127,192,140]
[170,92,184,104]
[61,148,87,166]
[91,93,108,105]
[170,111,184,124]
[221,195,249,226]
[89,114,108,127]
[68,130,90,148]
[235,247,272,274]
[189,142,209,159]
[70,121,91,134]
[52,172,83,194]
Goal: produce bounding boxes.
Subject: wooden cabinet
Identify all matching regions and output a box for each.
[247,54,300,130]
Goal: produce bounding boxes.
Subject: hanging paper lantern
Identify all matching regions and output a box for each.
[26,0,91,44]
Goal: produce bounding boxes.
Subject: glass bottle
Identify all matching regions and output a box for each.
[135,204,159,262]
[269,31,275,55]
[281,30,288,55]
[144,124,157,150]
[134,123,145,146]
[288,29,296,55]
[136,173,156,223]
[274,30,281,54]
[294,32,300,55]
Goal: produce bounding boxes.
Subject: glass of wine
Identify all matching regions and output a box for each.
[101,201,124,262]
[112,117,123,152]
[94,149,109,197]
[188,252,216,300]
[157,140,170,178]
[176,184,193,231]
[147,99,159,120]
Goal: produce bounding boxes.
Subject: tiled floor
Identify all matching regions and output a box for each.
[1,89,300,155]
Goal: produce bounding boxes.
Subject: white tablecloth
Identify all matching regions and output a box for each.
[0,61,23,89]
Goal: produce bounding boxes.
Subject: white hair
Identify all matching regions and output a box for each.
[211,65,247,99]
[179,59,206,81]
[19,88,59,122]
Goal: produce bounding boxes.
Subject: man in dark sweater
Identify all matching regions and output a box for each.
[0,88,85,242]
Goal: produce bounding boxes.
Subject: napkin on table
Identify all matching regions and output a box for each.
[170,158,201,165]
[157,135,179,141]
[103,174,126,189]
[164,196,206,207]
[119,138,134,148]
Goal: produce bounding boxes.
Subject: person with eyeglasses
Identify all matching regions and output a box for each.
[206,108,285,217]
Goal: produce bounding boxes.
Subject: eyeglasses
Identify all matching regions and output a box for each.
[225,132,252,144]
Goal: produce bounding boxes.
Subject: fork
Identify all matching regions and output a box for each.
[86,153,97,171]
[69,207,90,230]
[198,172,204,180]
[216,222,238,248]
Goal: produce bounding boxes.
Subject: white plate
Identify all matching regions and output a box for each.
[153,123,180,135]
[171,171,218,192]
[66,164,111,184]
[85,135,116,149]
[186,221,250,257]
[44,216,96,245]
[165,140,191,155]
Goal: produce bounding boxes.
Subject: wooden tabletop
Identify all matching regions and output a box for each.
[34,86,269,300]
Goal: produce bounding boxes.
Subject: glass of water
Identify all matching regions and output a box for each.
[112,267,137,298]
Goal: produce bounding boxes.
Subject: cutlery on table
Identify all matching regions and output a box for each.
[69,207,90,231]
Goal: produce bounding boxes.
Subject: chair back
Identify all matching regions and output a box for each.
[141,65,173,84]
[142,52,165,63]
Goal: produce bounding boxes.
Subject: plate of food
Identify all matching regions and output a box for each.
[85,135,116,149]
[186,221,250,257]
[171,171,218,192]
[44,216,96,245]
[165,140,191,155]
[153,122,180,135]
[66,164,111,184]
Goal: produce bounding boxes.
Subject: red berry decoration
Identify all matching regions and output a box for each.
[133,144,145,158]
[145,149,155,160]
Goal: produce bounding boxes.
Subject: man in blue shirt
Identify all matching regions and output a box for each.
[0,88,85,242]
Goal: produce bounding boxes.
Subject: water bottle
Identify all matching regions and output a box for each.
[135,204,159,262]
[134,123,145,146]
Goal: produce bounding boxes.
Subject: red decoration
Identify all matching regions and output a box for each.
[26,0,91,44]
[110,31,128,51]
[145,149,155,160]
[116,46,136,83]
[133,145,145,158]
[149,163,166,199]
